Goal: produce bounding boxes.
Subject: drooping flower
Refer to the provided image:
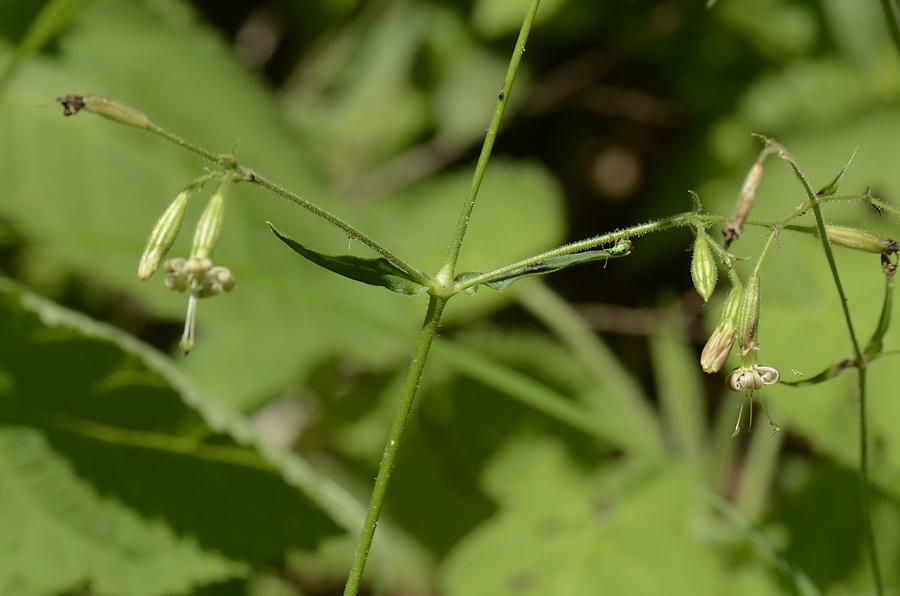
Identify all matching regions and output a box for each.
[700,285,742,373]
[723,273,781,437]
[164,256,235,354]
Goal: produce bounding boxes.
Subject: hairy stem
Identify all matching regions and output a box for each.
[439,0,542,280]
[774,143,883,594]
[145,123,429,284]
[342,295,447,596]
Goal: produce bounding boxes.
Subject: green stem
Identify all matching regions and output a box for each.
[145,123,429,285]
[438,0,541,281]
[455,211,694,292]
[147,122,227,165]
[856,367,883,595]
[774,143,883,594]
[342,295,447,596]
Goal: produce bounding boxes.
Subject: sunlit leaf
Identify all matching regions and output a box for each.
[268,223,429,296]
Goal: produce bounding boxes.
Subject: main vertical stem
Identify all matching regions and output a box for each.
[856,367,884,595]
[343,295,447,596]
[439,0,542,279]
[806,185,882,594]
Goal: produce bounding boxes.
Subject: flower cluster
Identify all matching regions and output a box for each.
[137,176,235,354]
[700,271,781,437]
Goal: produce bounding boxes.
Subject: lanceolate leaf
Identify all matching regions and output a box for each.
[0,280,349,595]
[269,223,430,296]
[864,275,894,358]
[816,146,858,196]
[455,242,633,293]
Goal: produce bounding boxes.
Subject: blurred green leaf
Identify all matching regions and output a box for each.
[0,279,350,593]
[439,435,785,595]
[0,0,564,408]
[0,426,246,596]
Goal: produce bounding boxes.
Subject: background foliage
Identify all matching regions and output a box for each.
[1,0,900,594]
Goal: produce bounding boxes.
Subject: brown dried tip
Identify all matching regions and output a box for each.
[56,94,149,129]
[57,94,86,116]
[882,254,897,277]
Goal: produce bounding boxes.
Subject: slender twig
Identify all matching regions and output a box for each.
[341,296,447,596]
[145,122,430,285]
[455,211,695,292]
[342,4,541,593]
[773,142,883,594]
[438,0,542,283]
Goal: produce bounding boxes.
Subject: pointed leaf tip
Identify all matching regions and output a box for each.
[268,223,429,296]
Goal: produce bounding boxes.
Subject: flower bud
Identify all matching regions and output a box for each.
[57,94,149,129]
[701,320,734,374]
[138,191,191,280]
[817,226,899,255]
[700,286,742,373]
[691,233,718,303]
[723,156,765,248]
[737,274,761,355]
[191,188,227,261]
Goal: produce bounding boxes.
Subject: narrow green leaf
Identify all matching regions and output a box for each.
[780,359,853,386]
[815,145,858,196]
[268,223,429,296]
[864,276,894,358]
[456,242,632,293]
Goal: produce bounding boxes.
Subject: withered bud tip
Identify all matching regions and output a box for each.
[57,94,86,116]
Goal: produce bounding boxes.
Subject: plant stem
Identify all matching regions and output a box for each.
[342,295,447,596]
[774,143,884,594]
[455,211,695,292]
[439,0,542,280]
[856,367,884,595]
[246,174,430,285]
[145,122,429,285]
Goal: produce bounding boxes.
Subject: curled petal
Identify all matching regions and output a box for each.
[727,367,763,392]
[757,364,780,385]
[209,266,235,292]
[164,258,189,292]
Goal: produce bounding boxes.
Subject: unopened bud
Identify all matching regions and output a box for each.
[700,286,742,373]
[57,94,149,129]
[737,274,761,355]
[138,191,191,280]
[701,320,735,374]
[817,226,899,255]
[691,233,718,303]
[723,157,765,248]
[191,188,227,261]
